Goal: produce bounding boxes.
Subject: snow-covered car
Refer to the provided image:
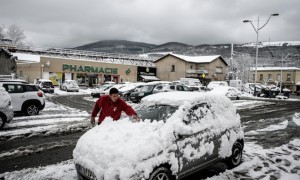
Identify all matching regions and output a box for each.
[73,91,244,180]
[91,85,113,98]
[60,80,79,92]
[0,86,14,129]
[212,86,242,100]
[1,82,45,116]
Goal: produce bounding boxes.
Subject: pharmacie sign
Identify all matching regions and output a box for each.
[62,64,118,74]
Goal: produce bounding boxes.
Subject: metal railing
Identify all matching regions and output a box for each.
[12,46,156,67]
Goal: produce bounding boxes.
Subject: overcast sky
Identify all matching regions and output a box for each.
[1,0,299,48]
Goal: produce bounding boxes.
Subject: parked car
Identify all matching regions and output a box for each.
[0,86,14,129]
[119,83,144,101]
[207,81,228,90]
[129,84,158,103]
[243,83,262,94]
[36,79,54,93]
[187,85,210,92]
[73,91,244,180]
[60,80,79,92]
[152,83,193,94]
[212,86,242,100]
[0,82,45,116]
[91,85,113,98]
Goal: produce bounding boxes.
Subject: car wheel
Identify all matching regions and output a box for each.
[226,141,243,168]
[0,113,6,129]
[149,167,173,180]
[25,104,40,116]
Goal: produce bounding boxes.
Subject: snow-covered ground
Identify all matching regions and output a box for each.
[0,89,300,180]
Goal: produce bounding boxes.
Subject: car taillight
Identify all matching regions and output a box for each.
[37,91,43,97]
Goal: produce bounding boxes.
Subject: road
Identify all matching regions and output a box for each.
[0,94,299,179]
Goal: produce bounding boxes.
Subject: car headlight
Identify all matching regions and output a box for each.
[138,92,144,96]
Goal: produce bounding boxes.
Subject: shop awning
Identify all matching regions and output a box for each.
[140,75,160,81]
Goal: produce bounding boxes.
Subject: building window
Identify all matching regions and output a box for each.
[268,74,272,80]
[215,67,222,74]
[253,74,255,81]
[287,74,291,81]
[190,65,193,69]
[277,74,281,81]
[171,65,175,72]
[260,74,263,81]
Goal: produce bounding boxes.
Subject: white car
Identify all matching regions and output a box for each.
[60,80,79,92]
[212,86,242,100]
[207,81,228,90]
[1,82,45,116]
[152,83,192,93]
[91,85,113,98]
[73,91,244,180]
[0,86,14,129]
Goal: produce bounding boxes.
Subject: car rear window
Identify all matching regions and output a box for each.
[42,82,53,86]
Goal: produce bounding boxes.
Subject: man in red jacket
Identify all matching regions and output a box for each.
[91,87,139,125]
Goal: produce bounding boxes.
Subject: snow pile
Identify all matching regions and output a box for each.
[0,86,11,108]
[293,113,300,126]
[208,139,300,180]
[73,92,243,179]
[257,120,288,132]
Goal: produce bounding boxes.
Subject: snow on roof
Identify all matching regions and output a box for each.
[140,75,160,80]
[141,91,229,106]
[168,53,221,63]
[254,67,300,71]
[12,53,40,63]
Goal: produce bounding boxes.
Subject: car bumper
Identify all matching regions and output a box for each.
[41,88,54,93]
[67,88,79,91]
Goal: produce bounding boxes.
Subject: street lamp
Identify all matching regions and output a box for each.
[243,13,279,95]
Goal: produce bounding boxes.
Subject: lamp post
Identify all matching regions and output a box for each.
[243,13,279,95]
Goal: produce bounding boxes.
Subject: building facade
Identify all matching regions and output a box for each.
[253,67,300,92]
[154,54,228,85]
[16,55,156,86]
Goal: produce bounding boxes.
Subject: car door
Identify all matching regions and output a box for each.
[176,102,220,178]
[3,84,27,111]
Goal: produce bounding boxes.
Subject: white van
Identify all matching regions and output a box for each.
[179,78,201,86]
[229,80,243,91]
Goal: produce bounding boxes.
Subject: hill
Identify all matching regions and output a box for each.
[73,40,300,67]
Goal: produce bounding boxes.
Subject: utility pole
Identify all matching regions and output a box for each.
[230,43,234,80]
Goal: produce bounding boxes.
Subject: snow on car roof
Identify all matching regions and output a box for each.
[141,91,229,106]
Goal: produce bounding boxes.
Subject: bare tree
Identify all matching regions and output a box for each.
[6,24,26,46]
[0,24,5,39]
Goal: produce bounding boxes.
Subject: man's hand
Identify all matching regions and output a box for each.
[131,114,140,122]
[91,117,96,126]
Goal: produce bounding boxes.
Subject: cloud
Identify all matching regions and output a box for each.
[1,0,299,48]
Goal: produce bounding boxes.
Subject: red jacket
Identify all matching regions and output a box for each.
[91,95,137,124]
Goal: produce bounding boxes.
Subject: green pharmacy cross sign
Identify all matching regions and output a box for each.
[62,64,118,74]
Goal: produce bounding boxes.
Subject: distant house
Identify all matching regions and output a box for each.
[0,48,17,75]
[253,67,300,93]
[154,53,228,85]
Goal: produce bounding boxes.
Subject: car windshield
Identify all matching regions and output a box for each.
[137,104,178,122]
[140,85,155,92]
